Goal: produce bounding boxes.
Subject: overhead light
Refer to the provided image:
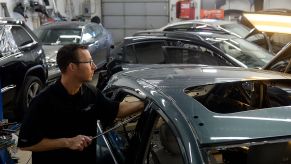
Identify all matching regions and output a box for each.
[243,13,291,34]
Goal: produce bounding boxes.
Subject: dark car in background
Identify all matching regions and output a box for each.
[0,18,47,120]
[35,21,113,82]
[96,32,243,89]
[96,64,291,164]
[110,32,273,68]
[96,31,274,90]
[99,31,291,91]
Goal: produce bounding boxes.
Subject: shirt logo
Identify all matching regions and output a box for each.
[82,104,94,111]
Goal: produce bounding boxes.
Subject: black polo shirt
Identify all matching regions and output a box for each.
[18,80,119,164]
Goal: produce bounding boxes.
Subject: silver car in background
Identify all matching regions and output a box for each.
[35,21,114,82]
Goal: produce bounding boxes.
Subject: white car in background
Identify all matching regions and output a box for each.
[137,19,272,53]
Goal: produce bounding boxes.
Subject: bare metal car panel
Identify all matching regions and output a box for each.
[120,65,291,87]
[110,65,291,145]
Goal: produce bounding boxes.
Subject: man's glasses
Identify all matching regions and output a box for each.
[72,59,95,66]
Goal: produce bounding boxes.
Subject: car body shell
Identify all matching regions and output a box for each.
[100,65,291,164]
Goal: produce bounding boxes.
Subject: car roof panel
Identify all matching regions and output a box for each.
[121,65,290,88]
[115,65,291,145]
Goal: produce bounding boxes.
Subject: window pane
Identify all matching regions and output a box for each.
[165,40,232,66]
[124,45,137,63]
[11,26,33,47]
[134,42,165,64]
[39,29,81,44]
[163,46,230,65]
[213,37,273,68]
[0,26,18,56]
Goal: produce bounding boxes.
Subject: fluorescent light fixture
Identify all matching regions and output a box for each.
[244,13,291,34]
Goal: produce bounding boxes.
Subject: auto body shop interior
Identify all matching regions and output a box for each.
[1,0,291,163]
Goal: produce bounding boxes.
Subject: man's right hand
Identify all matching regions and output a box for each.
[67,135,92,151]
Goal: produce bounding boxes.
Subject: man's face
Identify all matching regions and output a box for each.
[74,49,96,82]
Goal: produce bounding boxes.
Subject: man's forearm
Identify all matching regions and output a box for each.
[20,138,69,152]
[117,101,144,118]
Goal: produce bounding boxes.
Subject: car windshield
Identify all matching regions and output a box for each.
[210,37,273,68]
[220,23,251,38]
[36,28,82,45]
[204,139,291,164]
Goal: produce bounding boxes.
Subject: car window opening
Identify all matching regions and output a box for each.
[144,116,184,164]
[185,80,291,113]
[96,94,143,163]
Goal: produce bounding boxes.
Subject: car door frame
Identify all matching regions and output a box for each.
[100,86,190,164]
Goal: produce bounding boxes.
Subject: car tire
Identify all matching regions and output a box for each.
[16,76,44,120]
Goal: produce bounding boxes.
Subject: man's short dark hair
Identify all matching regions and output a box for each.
[91,16,101,24]
[57,44,88,73]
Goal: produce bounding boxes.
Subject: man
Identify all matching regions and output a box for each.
[91,15,101,24]
[17,44,144,164]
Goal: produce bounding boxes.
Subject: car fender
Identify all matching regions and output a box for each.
[23,65,47,86]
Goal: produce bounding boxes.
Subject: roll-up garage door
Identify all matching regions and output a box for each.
[102,0,169,43]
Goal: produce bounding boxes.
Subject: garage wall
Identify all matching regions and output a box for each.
[264,0,291,9]
[221,0,291,11]
[169,0,178,22]
[221,0,254,11]
[102,0,169,43]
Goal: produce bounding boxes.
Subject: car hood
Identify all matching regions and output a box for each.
[190,105,291,146]
[43,45,62,62]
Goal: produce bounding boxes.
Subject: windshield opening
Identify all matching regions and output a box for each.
[185,80,291,114]
[37,28,82,45]
[204,139,291,164]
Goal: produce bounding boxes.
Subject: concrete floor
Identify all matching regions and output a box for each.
[16,150,31,164]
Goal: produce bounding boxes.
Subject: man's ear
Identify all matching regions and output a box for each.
[68,63,77,72]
